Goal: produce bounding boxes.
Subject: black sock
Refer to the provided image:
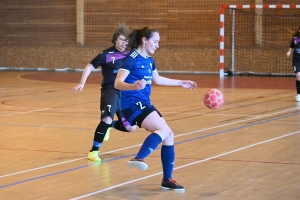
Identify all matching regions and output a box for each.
[91,121,110,151]
[296,80,300,94]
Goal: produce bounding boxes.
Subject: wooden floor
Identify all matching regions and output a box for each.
[1,71,300,200]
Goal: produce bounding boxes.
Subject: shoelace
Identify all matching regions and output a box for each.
[167,179,179,185]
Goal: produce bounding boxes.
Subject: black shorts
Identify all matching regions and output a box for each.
[293,65,300,73]
[121,102,162,128]
[100,88,122,119]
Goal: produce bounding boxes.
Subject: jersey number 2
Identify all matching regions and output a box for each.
[136,102,145,110]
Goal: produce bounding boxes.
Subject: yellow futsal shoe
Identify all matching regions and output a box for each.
[88,151,101,162]
[104,127,111,142]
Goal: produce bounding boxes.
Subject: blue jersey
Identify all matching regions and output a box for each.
[119,50,157,109]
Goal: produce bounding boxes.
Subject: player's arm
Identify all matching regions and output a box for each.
[287,38,295,58]
[115,69,146,90]
[287,48,293,58]
[152,70,197,89]
[71,63,94,93]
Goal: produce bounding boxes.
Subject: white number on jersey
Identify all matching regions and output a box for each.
[136,102,145,110]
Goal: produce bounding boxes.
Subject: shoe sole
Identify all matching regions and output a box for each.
[87,156,101,162]
[161,186,185,191]
[127,160,148,170]
[88,157,101,162]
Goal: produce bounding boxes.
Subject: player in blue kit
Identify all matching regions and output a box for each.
[72,24,136,162]
[287,26,300,102]
[114,27,197,191]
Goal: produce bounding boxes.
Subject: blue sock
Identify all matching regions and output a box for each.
[91,121,110,151]
[92,141,102,151]
[161,145,175,181]
[135,133,162,159]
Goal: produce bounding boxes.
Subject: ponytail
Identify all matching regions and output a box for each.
[128,27,159,50]
[128,29,141,49]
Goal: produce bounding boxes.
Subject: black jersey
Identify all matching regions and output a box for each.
[90,46,129,90]
[290,36,300,66]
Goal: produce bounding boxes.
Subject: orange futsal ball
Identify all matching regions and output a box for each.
[203,88,224,109]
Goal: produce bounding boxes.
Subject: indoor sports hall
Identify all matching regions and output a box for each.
[1,1,300,199]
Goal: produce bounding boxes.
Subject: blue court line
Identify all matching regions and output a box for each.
[1,111,299,189]
[0,154,135,189]
[0,165,88,188]
[176,112,299,145]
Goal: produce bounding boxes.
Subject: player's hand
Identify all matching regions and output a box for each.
[181,80,197,90]
[286,51,291,58]
[134,79,146,90]
[71,83,85,93]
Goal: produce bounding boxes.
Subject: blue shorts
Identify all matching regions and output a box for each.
[121,102,162,128]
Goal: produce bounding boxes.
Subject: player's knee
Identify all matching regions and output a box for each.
[157,128,174,140]
[160,130,174,145]
[102,116,113,124]
[126,125,136,132]
[168,130,174,137]
[165,127,174,138]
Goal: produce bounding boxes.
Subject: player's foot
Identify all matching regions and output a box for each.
[88,151,101,162]
[104,127,111,142]
[295,94,300,102]
[161,178,185,191]
[127,158,148,170]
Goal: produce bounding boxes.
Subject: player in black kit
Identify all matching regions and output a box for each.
[287,26,300,102]
[72,24,136,162]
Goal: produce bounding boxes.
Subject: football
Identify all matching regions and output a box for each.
[203,88,224,109]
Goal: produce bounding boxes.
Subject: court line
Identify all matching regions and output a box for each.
[70,130,300,200]
[0,108,50,117]
[0,111,298,188]
[0,144,141,179]
[0,107,299,179]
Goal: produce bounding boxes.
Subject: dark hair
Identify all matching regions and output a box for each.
[111,23,129,44]
[293,26,300,37]
[128,27,159,49]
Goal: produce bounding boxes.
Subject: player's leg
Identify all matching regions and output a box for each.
[102,116,113,142]
[103,89,137,141]
[125,105,171,161]
[87,90,113,162]
[295,66,300,101]
[88,117,112,162]
[125,107,169,165]
[125,105,184,190]
[110,92,136,133]
[160,138,184,191]
[140,113,184,190]
[120,105,161,170]
[111,110,136,132]
[101,89,119,142]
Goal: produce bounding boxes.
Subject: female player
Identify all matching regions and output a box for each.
[72,24,136,162]
[114,27,197,191]
[287,26,300,101]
